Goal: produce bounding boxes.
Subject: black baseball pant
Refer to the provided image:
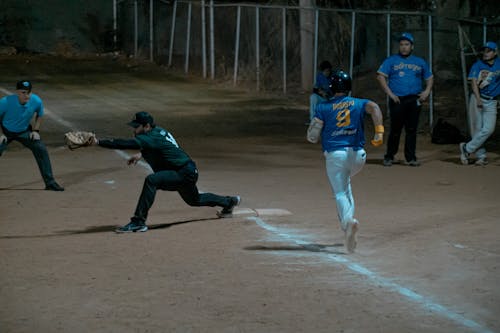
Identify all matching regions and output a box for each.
[132,161,231,223]
[0,128,58,187]
[384,95,421,162]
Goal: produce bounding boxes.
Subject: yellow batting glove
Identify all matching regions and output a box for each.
[371,125,384,147]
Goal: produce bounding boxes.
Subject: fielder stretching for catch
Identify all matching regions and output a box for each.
[307,71,384,253]
[91,111,240,233]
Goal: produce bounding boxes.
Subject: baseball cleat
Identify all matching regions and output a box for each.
[475,157,488,166]
[45,182,64,191]
[459,142,470,165]
[345,219,359,253]
[115,221,148,233]
[217,196,241,218]
[406,159,421,167]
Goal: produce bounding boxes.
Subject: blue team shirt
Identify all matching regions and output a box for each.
[0,93,44,132]
[377,54,433,96]
[314,72,332,94]
[468,57,500,98]
[314,95,368,152]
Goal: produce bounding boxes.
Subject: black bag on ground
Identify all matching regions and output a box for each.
[431,118,466,144]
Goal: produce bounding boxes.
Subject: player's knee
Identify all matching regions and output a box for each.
[184,196,201,206]
[144,174,160,188]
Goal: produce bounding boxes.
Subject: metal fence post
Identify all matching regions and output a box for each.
[256,5,260,91]
[113,0,117,50]
[184,1,192,73]
[210,0,215,79]
[201,0,207,78]
[349,11,356,78]
[313,8,318,86]
[233,5,241,86]
[168,0,177,67]
[149,0,153,62]
[428,14,434,129]
[282,7,287,94]
[385,13,391,113]
[134,0,138,58]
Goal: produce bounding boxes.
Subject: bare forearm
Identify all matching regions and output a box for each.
[32,116,42,131]
[423,77,434,94]
[376,74,393,96]
[366,102,383,127]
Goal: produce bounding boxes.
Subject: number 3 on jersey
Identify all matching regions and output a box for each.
[336,109,351,127]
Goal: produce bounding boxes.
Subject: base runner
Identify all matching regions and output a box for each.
[307,71,384,253]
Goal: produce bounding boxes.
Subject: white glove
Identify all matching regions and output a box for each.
[29,131,41,141]
[0,134,7,144]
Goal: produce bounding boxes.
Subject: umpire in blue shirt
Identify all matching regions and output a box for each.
[377,32,433,167]
[0,80,64,191]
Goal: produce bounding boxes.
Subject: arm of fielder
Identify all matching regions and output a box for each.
[307,117,324,143]
[365,101,384,147]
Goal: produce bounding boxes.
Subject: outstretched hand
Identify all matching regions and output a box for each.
[127,153,142,165]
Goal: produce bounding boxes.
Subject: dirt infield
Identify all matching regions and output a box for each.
[1,56,499,333]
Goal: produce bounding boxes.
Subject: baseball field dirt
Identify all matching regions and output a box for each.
[0,55,499,333]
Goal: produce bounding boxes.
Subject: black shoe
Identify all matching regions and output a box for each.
[383,158,393,167]
[406,160,421,167]
[45,182,64,191]
[217,196,241,218]
[115,221,148,233]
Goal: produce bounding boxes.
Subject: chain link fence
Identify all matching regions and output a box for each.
[115,0,499,129]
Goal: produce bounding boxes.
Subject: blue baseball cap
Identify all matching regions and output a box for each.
[481,41,497,51]
[398,32,414,44]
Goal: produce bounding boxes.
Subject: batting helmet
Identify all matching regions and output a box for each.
[329,70,352,94]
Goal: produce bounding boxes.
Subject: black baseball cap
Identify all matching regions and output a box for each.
[127,111,155,128]
[16,80,32,92]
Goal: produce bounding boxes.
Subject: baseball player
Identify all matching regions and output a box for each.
[309,61,333,121]
[377,32,433,167]
[460,41,499,166]
[92,111,241,233]
[0,80,64,191]
[307,70,384,253]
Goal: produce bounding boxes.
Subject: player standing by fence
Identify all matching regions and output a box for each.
[377,32,433,167]
[460,41,499,166]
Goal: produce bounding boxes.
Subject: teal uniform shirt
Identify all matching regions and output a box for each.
[134,127,191,171]
[0,94,44,133]
[98,126,191,172]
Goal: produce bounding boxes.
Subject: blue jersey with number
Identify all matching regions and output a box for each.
[468,57,500,98]
[377,54,432,96]
[314,95,368,152]
[0,93,44,132]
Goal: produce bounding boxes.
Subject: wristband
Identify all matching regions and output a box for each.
[33,129,40,133]
[375,125,384,134]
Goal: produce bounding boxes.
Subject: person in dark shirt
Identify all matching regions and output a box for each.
[93,111,240,233]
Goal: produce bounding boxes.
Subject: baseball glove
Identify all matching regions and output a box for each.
[64,131,96,150]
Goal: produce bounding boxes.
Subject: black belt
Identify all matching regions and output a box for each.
[480,94,497,101]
